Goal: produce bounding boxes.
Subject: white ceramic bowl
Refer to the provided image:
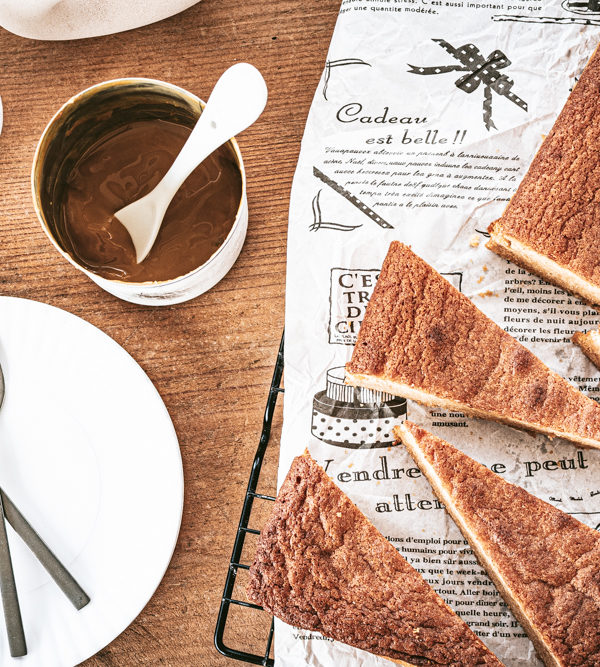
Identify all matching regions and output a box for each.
[0,0,201,40]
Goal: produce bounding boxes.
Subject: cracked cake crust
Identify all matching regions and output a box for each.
[397,421,600,667]
[486,45,600,305]
[346,241,600,449]
[246,451,502,666]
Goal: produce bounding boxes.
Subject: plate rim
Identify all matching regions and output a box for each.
[0,295,185,665]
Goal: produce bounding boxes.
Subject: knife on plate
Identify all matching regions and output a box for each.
[0,491,26,657]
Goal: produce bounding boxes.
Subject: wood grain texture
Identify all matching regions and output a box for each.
[0,0,340,663]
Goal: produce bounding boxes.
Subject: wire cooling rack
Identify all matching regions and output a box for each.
[214,334,284,666]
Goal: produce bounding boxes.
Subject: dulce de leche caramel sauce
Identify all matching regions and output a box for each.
[60,118,242,282]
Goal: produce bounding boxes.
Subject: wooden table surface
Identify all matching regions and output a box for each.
[0,1,340,664]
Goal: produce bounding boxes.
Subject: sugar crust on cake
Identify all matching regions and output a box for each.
[486,45,600,305]
[346,241,600,450]
[246,451,502,666]
[396,421,600,667]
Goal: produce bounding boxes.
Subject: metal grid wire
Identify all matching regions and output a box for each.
[214,335,284,666]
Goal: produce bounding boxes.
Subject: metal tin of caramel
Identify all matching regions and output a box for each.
[31,78,248,305]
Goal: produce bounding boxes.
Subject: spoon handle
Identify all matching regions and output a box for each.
[0,493,26,657]
[161,62,268,196]
[1,490,90,610]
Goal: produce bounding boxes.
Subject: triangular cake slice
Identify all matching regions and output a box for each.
[346,241,600,449]
[573,329,600,371]
[487,45,600,305]
[246,451,502,666]
[396,421,600,667]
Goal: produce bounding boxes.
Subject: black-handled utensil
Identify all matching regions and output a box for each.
[0,358,91,657]
[0,361,27,657]
[1,490,89,611]
[0,492,26,657]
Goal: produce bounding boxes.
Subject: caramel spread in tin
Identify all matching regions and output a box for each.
[60,118,242,283]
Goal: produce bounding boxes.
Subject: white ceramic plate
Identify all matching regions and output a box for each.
[0,296,183,666]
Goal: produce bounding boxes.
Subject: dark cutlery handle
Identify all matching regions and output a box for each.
[0,494,26,657]
[1,491,90,611]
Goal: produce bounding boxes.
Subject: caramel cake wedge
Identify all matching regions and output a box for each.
[246,451,502,666]
[346,241,600,450]
[487,45,600,306]
[396,421,600,667]
[573,329,600,371]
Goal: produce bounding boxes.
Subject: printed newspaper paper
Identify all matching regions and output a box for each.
[280,1,600,664]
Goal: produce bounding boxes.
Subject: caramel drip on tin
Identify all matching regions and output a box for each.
[60,119,242,283]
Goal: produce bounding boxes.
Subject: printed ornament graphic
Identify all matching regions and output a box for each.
[408,39,528,131]
[310,189,362,233]
[322,57,371,101]
[563,0,600,14]
[311,367,406,449]
[492,0,600,25]
[310,167,393,233]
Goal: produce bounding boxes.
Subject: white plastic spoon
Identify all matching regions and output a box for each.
[114,62,268,264]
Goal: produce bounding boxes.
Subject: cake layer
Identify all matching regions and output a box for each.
[246,451,502,666]
[487,44,600,305]
[396,421,600,667]
[573,329,600,370]
[346,241,600,449]
[487,233,600,307]
[345,372,600,449]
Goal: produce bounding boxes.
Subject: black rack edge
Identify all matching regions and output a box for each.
[214,333,284,666]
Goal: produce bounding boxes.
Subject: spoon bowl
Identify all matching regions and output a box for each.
[114,62,267,264]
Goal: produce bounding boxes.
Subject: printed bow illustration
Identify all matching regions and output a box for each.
[408,39,528,130]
